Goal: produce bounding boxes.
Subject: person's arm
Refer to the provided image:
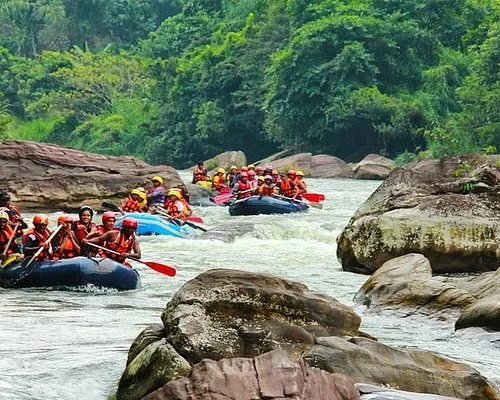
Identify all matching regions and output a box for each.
[85,231,111,246]
[126,239,141,260]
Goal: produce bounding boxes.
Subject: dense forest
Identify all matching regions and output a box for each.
[0,0,498,168]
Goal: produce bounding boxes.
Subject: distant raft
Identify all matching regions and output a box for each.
[116,212,193,238]
[0,256,140,291]
[228,195,309,216]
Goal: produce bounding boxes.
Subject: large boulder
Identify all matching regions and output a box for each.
[200,151,247,172]
[0,140,183,211]
[353,153,394,180]
[143,350,360,400]
[337,156,500,274]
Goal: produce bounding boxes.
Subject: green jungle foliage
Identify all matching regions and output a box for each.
[0,0,498,168]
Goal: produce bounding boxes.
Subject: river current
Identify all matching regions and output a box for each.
[1,175,499,399]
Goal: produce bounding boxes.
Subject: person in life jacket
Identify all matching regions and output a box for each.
[168,188,192,218]
[0,191,28,242]
[136,187,148,212]
[212,168,227,191]
[293,170,307,198]
[164,190,186,219]
[52,215,81,260]
[231,172,255,200]
[84,217,141,265]
[247,170,258,186]
[255,166,265,177]
[226,166,238,188]
[148,176,167,210]
[22,214,52,260]
[276,170,297,198]
[192,162,209,183]
[86,211,118,239]
[272,170,282,184]
[0,211,21,263]
[259,175,276,197]
[121,189,142,213]
[72,205,98,247]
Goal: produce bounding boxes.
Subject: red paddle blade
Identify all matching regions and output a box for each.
[213,193,232,205]
[303,193,325,202]
[144,261,176,277]
[187,215,204,223]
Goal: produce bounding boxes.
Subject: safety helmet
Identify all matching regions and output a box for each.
[0,212,9,221]
[217,168,225,174]
[230,165,238,171]
[78,205,94,217]
[121,217,138,229]
[258,176,265,182]
[248,170,256,176]
[240,166,248,172]
[296,170,304,176]
[272,170,279,175]
[248,164,255,169]
[102,211,116,223]
[152,176,164,185]
[264,175,273,181]
[255,166,264,172]
[33,214,49,226]
[57,214,73,225]
[167,190,181,199]
[265,165,273,170]
[131,188,142,196]
[287,169,296,176]
[240,172,248,178]
[0,191,10,201]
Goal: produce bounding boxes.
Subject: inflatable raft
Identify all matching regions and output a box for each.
[228,196,309,216]
[0,256,140,290]
[116,213,193,238]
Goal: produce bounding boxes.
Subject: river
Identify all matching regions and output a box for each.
[1,176,499,399]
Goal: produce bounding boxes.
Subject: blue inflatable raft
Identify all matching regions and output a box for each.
[228,195,309,216]
[0,256,140,290]
[116,213,193,238]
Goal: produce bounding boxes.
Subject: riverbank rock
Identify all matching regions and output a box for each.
[200,150,247,172]
[354,253,500,331]
[337,156,500,274]
[0,140,184,211]
[357,383,461,400]
[353,154,394,180]
[117,269,500,400]
[143,350,360,400]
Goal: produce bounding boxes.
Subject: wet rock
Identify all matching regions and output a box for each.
[337,156,500,274]
[304,336,499,400]
[353,154,394,180]
[143,349,360,400]
[183,183,214,206]
[456,295,500,331]
[0,140,183,211]
[357,383,460,400]
[310,154,354,178]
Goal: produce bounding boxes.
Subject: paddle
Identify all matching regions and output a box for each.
[2,222,19,257]
[303,193,326,202]
[187,215,204,223]
[87,242,176,277]
[211,187,256,205]
[16,224,64,281]
[156,207,208,232]
[274,194,323,209]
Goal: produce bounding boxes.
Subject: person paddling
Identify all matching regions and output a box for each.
[87,211,118,239]
[164,190,186,220]
[73,205,98,246]
[22,214,52,261]
[0,211,21,264]
[52,215,81,260]
[232,172,255,200]
[276,170,297,198]
[212,168,227,192]
[259,175,276,197]
[148,176,167,210]
[192,162,208,184]
[293,170,307,199]
[120,189,142,213]
[84,217,141,265]
[0,191,28,246]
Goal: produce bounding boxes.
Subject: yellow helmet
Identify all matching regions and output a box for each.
[152,176,164,185]
[167,189,181,199]
[217,168,225,174]
[0,211,9,221]
[131,188,142,196]
[258,176,265,181]
[248,164,255,169]
[296,170,304,176]
[230,165,238,171]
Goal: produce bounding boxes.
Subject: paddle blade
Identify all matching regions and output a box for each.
[303,193,325,202]
[187,215,204,223]
[144,261,176,277]
[307,201,323,209]
[212,193,232,205]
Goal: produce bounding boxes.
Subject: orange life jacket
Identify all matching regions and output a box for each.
[73,221,98,245]
[180,198,192,216]
[165,199,185,219]
[0,225,15,255]
[122,196,140,212]
[294,177,307,195]
[22,228,51,260]
[259,183,275,196]
[277,180,295,198]
[105,232,136,264]
[236,180,253,199]
[52,233,79,260]
[193,167,207,183]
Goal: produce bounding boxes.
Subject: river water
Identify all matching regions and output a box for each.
[1,175,499,399]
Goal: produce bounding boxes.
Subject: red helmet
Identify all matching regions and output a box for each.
[240,172,248,178]
[287,169,296,176]
[33,214,49,225]
[102,211,116,223]
[272,170,279,175]
[255,166,264,173]
[57,214,73,225]
[264,175,273,181]
[240,166,248,172]
[248,170,256,176]
[121,217,138,229]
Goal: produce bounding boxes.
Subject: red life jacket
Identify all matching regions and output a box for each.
[278,180,295,197]
[259,184,275,196]
[0,225,15,255]
[122,196,140,212]
[52,233,78,260]
[193,167,206,183]
[105,232,136,263]
[22,227,51,260]
[73,221,98,244]
[236,180,253,199]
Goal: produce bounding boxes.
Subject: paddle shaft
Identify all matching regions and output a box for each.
[2,222,19,257]
[274,194,322,209]
[22,224,64,271]
[156,207,208,232]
